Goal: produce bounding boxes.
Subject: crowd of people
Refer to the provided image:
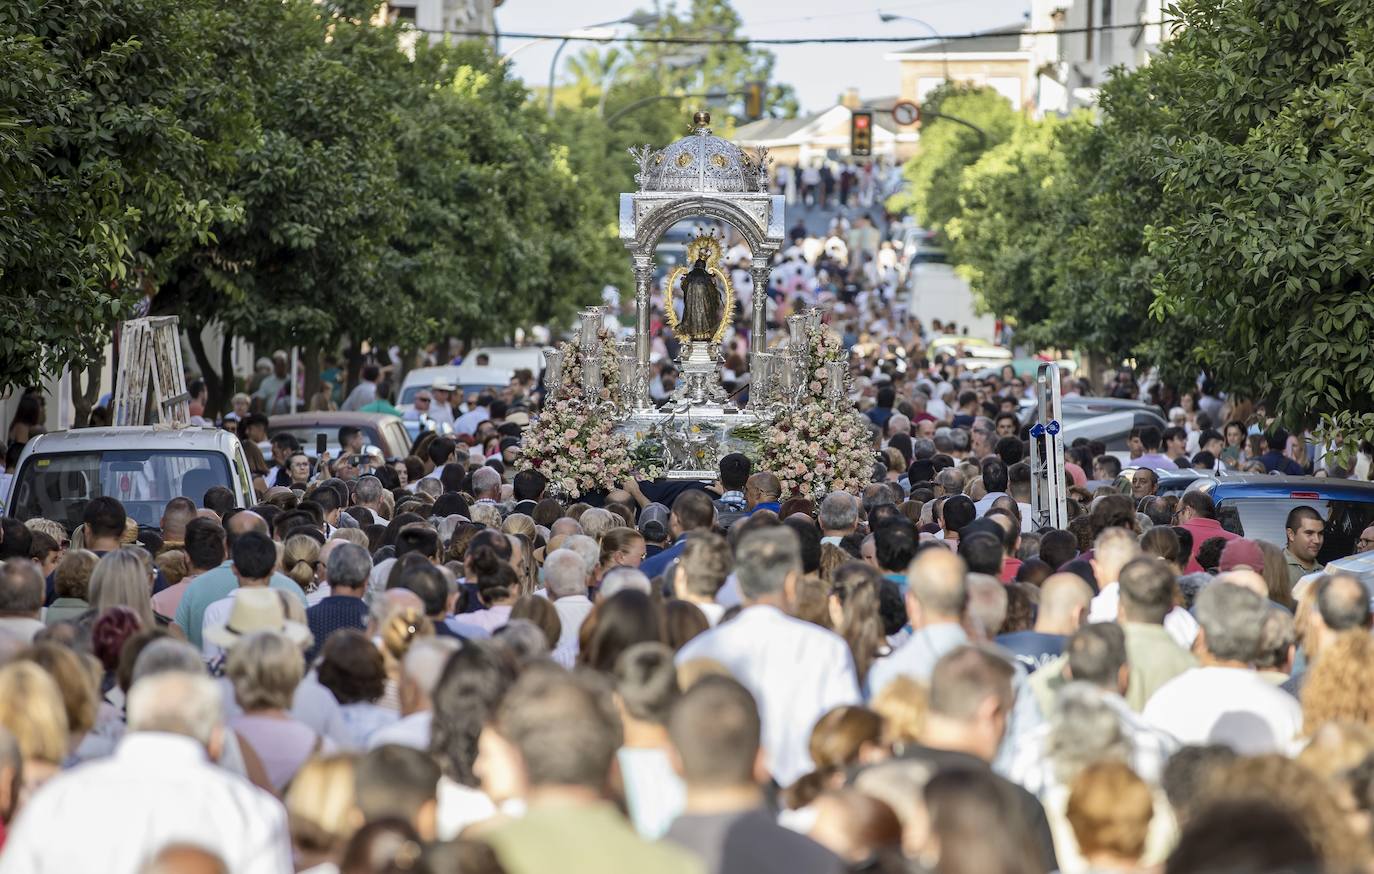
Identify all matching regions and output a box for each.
[2,366,1374,873]
[5,208,1374,874]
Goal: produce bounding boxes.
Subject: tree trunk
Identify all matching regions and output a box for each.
[218,330,234,415]
[186,327,222,416]
[344,339,364,396]
[71,353,104,428]
[303,345,322,410]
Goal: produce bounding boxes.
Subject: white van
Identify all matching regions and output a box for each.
[464,346,545,375]
[4,426,254,531]
[397,365,516,411]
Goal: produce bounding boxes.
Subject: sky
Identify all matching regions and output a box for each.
[495,0,1031,114]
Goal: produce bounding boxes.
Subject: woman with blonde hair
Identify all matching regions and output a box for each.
[500,513,536,541]
[0,661,69,800]
[46,548,98,626]
[1301,631,1374,735]
[286,754,361,872]
[280,534,323,602]
[89,547,156,629]
[16,643,102,763]
[871,675,928,752]
[1065,762,1154,873]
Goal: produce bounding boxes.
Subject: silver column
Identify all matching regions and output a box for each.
[750,257,771,355]
[632,251,655,410]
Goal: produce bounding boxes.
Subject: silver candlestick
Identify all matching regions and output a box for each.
[543,348,564,401]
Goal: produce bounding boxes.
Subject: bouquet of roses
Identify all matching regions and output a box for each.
[519,396,636,498]
[761,396,874,501]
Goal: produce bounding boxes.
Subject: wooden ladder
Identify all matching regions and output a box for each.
[110,316,191,427]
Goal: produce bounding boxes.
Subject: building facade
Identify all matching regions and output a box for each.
[1026,0,1173,113]
[884,25,1037,112]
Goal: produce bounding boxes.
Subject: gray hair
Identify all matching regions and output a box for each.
[1194,582,1267,662]
[543,549,588,597]
[127,671,224,746]
[887,414,911,436]
[1255,604,1296,670]
[0,558,44,613]
[736,527,800,600]
[132,639,207,684]
[327,542,373,590]
[562,535,600,577]
[354,475,383,505]
[402,637,461,697]
[966,573,1007,637]
[948,428,971,452]
[415,478,443,499]
[472,466,502,496]
[1046,682,1129,785]
[935,468,965,495]
[579,508,620,540]
[1066,623,1126,688]
[912,437,936,460]
[492,619,549,663]
[818,491,858,531]
[600,567,651,599]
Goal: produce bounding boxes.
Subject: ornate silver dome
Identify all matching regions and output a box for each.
[631,112,769,194]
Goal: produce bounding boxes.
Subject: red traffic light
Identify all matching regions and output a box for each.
[854,115,870,129]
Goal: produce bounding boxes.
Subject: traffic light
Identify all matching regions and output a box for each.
[850,110,873,157]
[744,81,765,121]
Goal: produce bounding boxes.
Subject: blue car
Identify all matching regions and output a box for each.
[1190,474,1374,565]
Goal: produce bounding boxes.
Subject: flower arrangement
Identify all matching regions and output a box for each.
[761,397,874,501]
[556,329,621,403]
[802,322,849,403]
[519,396,636,498]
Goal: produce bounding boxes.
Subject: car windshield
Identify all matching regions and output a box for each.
[1219,497,1374,565]
[399,385,431,405]
[9,450,232,531]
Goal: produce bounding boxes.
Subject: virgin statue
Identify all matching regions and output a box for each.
[677,254,724,341]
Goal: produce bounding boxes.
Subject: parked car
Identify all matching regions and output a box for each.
[4,426,254,531]
[1025,398,1168,456]
[267,412,411,461]
[928,335,1012,371]
[1190,475,1374,565]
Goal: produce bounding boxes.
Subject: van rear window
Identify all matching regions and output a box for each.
[9,450,231,531]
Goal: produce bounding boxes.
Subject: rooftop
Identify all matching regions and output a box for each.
[892,23,1025,55]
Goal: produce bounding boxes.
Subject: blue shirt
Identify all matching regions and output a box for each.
[640,535,689,581]
[995,631,1066,673]
[306,595,369,662]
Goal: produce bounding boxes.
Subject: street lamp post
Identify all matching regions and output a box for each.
[878,12,950,81]
[538,12,660,118]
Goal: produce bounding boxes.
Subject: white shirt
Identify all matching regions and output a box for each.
[1142,666,1303,755]
[453,407,490,435]
[436,775,498,841]
[367,710,432,751]
[676,604,861,786]
[201,591,243,661]
[1088,583,1200,649]
[0,733,291,874]
[551,594,594,668]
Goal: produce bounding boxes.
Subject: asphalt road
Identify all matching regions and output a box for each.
[907,261,997,342]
